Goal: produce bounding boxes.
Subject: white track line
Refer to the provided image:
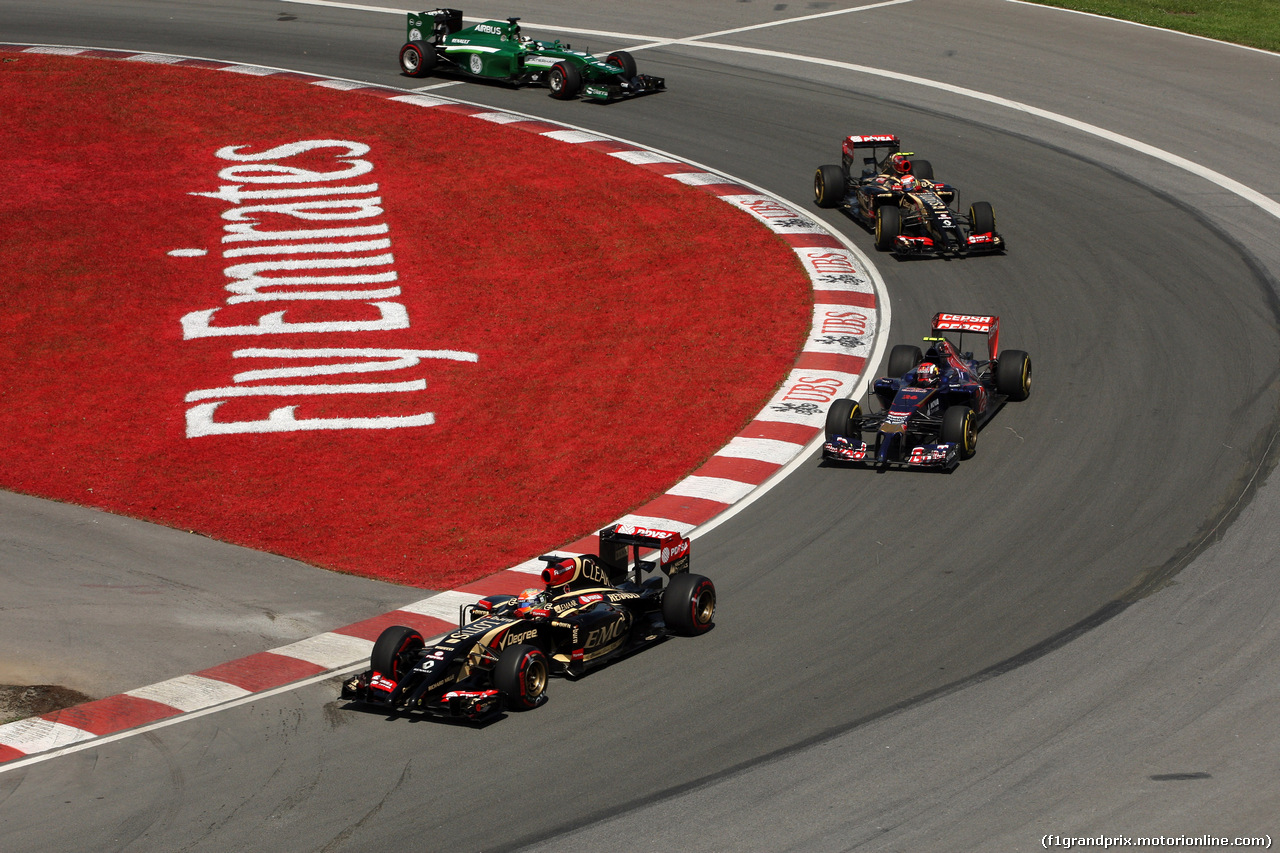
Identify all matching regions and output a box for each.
[280,0,1280,225]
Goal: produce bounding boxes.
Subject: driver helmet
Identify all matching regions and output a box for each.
[514,588,545,618]
[915,362,940,386]
[890,154,912,175]
[899,174,918,192]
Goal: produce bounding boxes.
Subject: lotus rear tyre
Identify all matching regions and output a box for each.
[911,159,934,180]
[494,644,549,711]
[663,573,716,636]
[814,164,846,209]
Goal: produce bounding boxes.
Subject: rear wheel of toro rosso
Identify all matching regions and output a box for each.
[910,159,934,180]
[398,42,436,77]
[995,349,1032,401]
[607,50,637,79]
[941,405,977,459]
[495,644,549,710]
[371,625,425,679]
[886,344,923,380]
[663,573,716,636]
[874,204,901,251]
[548,61,581,99]
[969,200,996,234]
[825,398,862,441]
[814,164,846,209]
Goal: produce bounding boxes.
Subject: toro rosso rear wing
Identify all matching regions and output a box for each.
[597,523,691,585]
[931,312,1000,362]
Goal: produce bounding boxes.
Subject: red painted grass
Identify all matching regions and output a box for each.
[0,52,811,589]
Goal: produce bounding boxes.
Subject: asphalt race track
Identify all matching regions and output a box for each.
[2,1,1279,850]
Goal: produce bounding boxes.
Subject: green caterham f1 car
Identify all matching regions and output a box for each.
[398,9,665,101]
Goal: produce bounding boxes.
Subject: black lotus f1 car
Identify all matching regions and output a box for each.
[813,134,1004,256]
[341,524,715,721]
[822,313,1031,470]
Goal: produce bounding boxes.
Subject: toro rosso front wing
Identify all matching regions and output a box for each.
[822,434,961,470]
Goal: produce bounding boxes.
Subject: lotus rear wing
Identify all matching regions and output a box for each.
[842,134,901,172]
[931,312,1000,362]
[597,523,690,584]
[843,134,900,150]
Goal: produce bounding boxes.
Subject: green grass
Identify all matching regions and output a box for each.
[1024,0,1280,52]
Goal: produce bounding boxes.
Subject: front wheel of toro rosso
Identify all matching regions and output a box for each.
[995,349,1032,401]
[663,573,716,635]
[825,398,862,441]
[941,405,977,459]
[548,61,581,99]
[814,164,845,209]
[495,644,549,710]
[398,42,435,78]
[874,204,901,251]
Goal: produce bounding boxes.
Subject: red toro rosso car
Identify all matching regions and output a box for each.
[823,313,1031,470]
[341,524,715,721]
[813,134,1004,256]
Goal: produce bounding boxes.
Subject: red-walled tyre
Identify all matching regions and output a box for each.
[663,573,716,636]
[370,625,424,678]
[606,50,637,79]
[399,42,436,78]
[495,644,549,710]
[548,61,581,99]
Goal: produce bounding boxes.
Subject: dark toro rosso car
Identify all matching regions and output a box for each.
[813,134,1004,256]
[823,313,1031,470]
[398,9,665,101]
[341,524,715,721]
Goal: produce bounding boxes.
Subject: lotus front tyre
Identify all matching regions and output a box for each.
[495,644,549,711]
[370,625,425,679]
[969,200,996,235]
[874,204,901,251]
